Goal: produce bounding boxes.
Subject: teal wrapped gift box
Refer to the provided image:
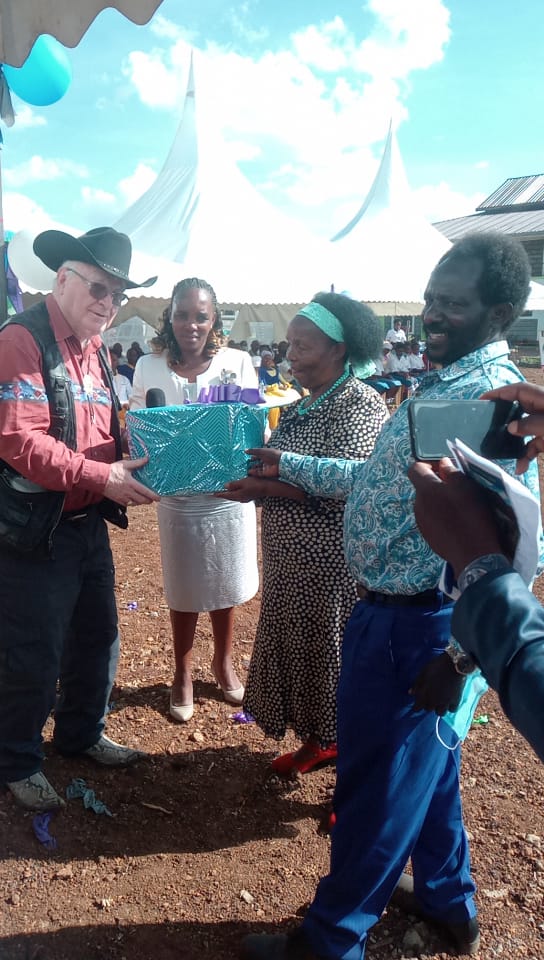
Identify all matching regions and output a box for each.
[125,403,269,496]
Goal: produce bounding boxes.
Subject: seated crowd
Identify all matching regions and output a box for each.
[226,326,432,407]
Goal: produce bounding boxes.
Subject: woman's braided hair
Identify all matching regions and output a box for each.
[161,277,224,365]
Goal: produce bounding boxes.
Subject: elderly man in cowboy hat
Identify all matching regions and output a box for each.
[0,226,159,811]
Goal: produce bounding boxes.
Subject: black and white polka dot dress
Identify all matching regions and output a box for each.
[244,378,389,746]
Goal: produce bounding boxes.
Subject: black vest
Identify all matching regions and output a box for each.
[0,302,125,555]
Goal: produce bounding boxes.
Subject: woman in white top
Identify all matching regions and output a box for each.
[130,278,259,722]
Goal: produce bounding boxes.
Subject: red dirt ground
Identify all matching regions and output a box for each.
[0,368,543,960]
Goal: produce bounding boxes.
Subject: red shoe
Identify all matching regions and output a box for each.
[271,744,338,776]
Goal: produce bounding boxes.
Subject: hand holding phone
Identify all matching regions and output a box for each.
[407,398,526,462]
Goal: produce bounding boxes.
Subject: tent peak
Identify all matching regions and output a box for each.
[331,122,408,243]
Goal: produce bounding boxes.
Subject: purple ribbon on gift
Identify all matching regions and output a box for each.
[194,385,262,405]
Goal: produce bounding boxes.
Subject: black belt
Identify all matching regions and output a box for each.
[356,584,451,607]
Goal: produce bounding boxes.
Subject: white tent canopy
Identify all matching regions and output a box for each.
[330,122,451,304]
[527,280,544,311]
[0,0,163,67]
[6,52,449,318]
[102,316,158,354]
[12,54,540,333]
[113,52,334,304]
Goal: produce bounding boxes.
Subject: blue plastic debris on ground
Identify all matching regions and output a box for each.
[66,778,113,816]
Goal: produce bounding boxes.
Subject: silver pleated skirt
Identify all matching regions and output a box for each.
[157,495,258,612]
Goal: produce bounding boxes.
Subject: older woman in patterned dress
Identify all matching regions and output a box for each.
[220,293,388,775]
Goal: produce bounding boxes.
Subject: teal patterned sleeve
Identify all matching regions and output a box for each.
[279,451,363,500]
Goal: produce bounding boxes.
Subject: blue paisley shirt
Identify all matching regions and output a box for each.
[279,341,541,594]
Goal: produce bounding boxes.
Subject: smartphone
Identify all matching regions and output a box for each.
[407,398,526,461]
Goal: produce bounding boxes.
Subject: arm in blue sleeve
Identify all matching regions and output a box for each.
[279,451,364,500]
[453,569,544,762]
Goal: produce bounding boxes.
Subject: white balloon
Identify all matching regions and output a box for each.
[7,230,56,292]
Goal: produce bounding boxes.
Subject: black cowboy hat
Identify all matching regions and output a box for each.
[33,227,157,290]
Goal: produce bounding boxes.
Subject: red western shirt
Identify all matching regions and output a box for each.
[0,295,115,511]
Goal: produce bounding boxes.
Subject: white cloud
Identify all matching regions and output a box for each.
[474,160,490,170]
[354,0,451,77]
[4,156,88,187]
[258,146,384,239]
[225,139,262,163]
[3,192,53,233]
[123,47,185,109]
[225,4,269,45]
[413,182,485,223]
[81,185,116,207]
[261,146,374,207]
[124,2,451,136]
[292,17,350,72]
[291,3,450,79]
[118,163,157,204]
[12,104,46,129]
[121,1,452,236]
[149,14,185,41]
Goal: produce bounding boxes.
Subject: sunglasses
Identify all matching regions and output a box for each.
[66,267,128,308]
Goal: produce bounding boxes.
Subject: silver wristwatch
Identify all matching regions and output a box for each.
[445,639,476,676]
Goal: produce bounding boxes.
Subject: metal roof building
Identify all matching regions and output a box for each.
[434,208,544,242]
[434,175,544,347]
[434,175,544,282]
[478,175,544,210]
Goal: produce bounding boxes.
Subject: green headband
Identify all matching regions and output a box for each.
[297,302,345,342]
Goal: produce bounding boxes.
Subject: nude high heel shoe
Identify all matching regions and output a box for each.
[212,665,244,705]
[169,689,194,722]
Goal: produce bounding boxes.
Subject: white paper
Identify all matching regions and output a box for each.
[438,437,542,598]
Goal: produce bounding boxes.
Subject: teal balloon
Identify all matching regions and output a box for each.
[3,35,72,107]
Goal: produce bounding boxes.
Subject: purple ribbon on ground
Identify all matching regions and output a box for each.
[32,812,58,850]
[230,710,255,724]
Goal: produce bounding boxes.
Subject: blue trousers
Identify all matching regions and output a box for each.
[0,507,119,782]
[302,597,476,960]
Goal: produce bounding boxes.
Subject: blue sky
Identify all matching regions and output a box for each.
[2,0,543,243]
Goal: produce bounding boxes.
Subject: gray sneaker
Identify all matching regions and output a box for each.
[7,772,66,811]
[83,735,145,767]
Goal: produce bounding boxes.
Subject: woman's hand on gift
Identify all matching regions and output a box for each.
[215,477,269,502]
[216,476,306,503]
[246,447,281,478]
